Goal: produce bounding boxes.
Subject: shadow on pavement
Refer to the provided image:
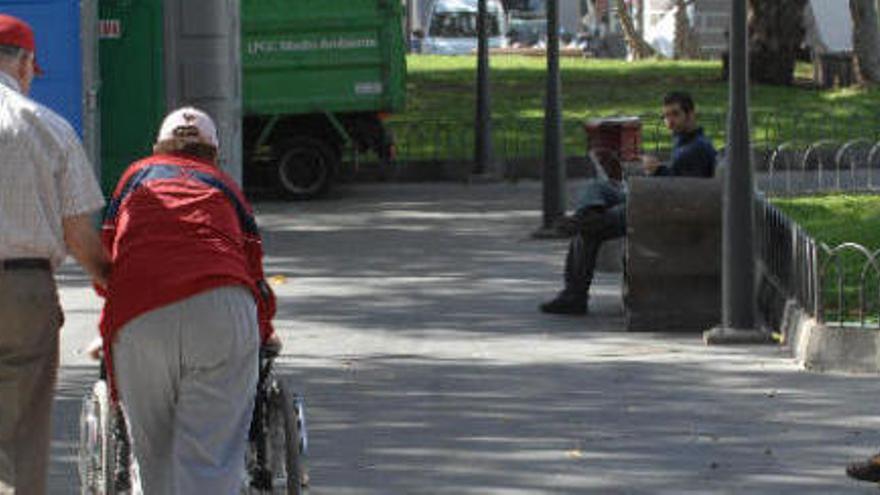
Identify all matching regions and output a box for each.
[268,352,880,495]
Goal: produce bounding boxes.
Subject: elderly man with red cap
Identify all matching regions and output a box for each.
[99,106,277,494]
[0,14,108,494]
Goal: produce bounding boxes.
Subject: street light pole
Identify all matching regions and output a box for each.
[474,0,494,175]
[163,0,242,184]
[704,0,768,344]
[535,0,566,236]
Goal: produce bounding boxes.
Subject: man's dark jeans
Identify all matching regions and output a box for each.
[561,204,627,302]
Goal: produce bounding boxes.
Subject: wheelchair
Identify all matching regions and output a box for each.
[246,343,309,494]
[77,360,133,494]
[78,341,308,495]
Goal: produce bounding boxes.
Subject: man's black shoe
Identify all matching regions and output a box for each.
[846,454,880,482]
[540,296,587,315]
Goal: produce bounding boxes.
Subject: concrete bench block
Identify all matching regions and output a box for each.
[625,177,722,332]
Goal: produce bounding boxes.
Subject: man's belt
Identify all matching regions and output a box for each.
[1,258,51,271]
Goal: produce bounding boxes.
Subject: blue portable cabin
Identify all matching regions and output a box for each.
[0,0,84,134]
[0,0,101,185]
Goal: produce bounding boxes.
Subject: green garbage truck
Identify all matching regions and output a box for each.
[98,0,406,199]
[242,0,407,199]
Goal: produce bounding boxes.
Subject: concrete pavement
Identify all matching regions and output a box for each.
[50,180,880,494]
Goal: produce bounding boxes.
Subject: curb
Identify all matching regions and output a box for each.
[784,299,880,374]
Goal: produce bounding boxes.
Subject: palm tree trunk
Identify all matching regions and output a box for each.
[615,0,657,59]
[851,0,880,83]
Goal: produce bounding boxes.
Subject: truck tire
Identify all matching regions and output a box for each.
[277,137,338,200]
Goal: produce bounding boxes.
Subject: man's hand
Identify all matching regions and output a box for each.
[264,333,283,353]
[63,213,110,287]
[641,154,662,175]
[85,337,103,361]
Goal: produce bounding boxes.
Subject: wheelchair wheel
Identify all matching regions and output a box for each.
[269,382,304,494]
[247,379,304,494]
[78,380,130,494]
[291,393,309,486]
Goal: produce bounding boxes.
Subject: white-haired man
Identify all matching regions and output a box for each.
[0,14,108,494]
[99,107,277,494]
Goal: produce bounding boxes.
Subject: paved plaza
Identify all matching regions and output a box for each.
[49,180,880,494]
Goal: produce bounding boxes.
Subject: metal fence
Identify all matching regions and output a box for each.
[756,196,880,330]
[762,138,880,196]
[388,117,587,163]
[818,243,880,328]
[755,197,821,324]
[385,110,880,164]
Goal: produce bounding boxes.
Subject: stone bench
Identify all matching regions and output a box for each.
[624,177,722,332]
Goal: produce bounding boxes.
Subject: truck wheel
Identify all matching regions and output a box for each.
[277,137,338,200]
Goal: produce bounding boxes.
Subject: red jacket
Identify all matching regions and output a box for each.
[98,153,276,347]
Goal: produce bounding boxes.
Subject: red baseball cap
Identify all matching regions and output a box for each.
[0,15,43,75]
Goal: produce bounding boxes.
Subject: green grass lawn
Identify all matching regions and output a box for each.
[391,55,880,160]
[772,194,880,322]
[773,194,880,248]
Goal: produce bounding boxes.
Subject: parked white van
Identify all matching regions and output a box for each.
[417,0,507,55]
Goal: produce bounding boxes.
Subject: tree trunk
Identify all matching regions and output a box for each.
[615,0,657,59]
[674,0,701,59]
[636,0,644,34]
[851,0,880,83]
[747,0,808,85]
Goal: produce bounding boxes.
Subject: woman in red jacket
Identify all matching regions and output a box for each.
[100,107,276,494]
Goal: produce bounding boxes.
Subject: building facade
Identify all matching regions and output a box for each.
[643,0,730,58]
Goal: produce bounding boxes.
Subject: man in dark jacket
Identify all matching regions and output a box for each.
[540,91,717,315]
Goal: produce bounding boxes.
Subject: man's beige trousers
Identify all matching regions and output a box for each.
[0,268,62,495]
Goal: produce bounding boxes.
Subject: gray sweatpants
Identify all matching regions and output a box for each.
[113,286,259,495]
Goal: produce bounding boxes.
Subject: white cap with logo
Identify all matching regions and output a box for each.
[156,106,219,147]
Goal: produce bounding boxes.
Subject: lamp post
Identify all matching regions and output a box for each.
[535,0,566,237]
[704,0,769,344]
[163,0,242,184]
[474,0,494,175]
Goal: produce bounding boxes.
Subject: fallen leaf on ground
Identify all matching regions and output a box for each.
[567,449,585,459]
